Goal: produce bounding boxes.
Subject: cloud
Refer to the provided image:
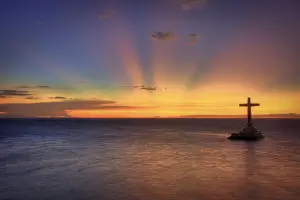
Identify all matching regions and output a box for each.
[0,90,33,98]
[0,100,116,117]
[17,85,51,89]
[187,33,200,45]
[151,32,175,41]
[49,96,67,100]
[16,85,73,90]
[0,100,156,118]
[37,85,51,88]
[120,85,140,89]
[120,85,168,92]
[140,86,157,91]
[181,0,207,11]
[140,85,168,91]
[26,96,40,100]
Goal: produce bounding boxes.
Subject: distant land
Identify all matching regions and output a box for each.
[179,113,300,119]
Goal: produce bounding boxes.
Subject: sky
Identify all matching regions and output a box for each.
[0,0,300,118]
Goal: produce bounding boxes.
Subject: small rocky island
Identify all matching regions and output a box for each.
[228,97,264,141]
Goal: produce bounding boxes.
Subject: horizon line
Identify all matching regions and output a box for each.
[0,116,300,120]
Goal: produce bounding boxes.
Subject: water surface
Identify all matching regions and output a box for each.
[1,118,300,200]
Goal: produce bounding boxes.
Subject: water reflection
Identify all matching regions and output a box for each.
[242,142,260,200]
[119,137,249,200]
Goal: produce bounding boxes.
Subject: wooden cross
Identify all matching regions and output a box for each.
[239,97,260,126]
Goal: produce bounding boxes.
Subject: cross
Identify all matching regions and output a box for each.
[239,97,260,126]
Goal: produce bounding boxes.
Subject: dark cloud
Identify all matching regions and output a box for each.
[49,96,67,100]
[26,96,40,100]
[120,85,140,88]
[0,100,116,117]
[140,86,168,91]
[181,0,207,11]
[16,85,74,90]
[0,90,33,98]
[187,33,200,45]
[120,85,167,91]
[37,85,51,88]
[119,85,141,92]
[17,85,51,89]
[151,32,175,41]
[0,100,156,118]
[140,86,157,91]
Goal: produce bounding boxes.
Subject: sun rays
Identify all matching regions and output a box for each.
[2,0,300,118]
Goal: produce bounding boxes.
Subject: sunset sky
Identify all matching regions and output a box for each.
[1,0,300,118]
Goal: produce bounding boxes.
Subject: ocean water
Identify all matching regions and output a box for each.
[0,118,300,200]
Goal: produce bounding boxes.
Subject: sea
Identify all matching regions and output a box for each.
[0,118,300,200]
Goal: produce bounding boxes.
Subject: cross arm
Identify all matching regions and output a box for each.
[239,103,260,107]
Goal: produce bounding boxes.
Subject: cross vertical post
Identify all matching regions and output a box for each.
[239,97,260,126]
[247,97,252,125]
